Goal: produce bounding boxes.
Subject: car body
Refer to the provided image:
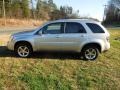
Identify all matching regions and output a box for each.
[7,19,110,60]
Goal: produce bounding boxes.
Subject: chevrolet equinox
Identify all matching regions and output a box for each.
[7,19,110,60]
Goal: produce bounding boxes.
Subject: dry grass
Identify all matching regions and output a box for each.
[0,18,46,27]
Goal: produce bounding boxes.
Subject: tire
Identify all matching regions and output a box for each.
[82,46,99,60]
[15,43,32,58]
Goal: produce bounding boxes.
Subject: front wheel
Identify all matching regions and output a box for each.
[15,44,32,58]
[82,46,99,60]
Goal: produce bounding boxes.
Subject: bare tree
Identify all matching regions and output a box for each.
[30,0,36,19]
[103,0,120,24]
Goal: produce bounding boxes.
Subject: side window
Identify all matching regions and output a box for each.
[65,22,86,33]
[86,23,105,33]
[43,23,64,34]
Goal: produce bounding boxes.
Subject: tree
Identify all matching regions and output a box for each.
[0,0,80,20]
[11,0,22,18]
[36,0,50,19]
[30,0,35,19]
[48,0,57,11]
[103,0,120,24]
[49,6,79,20]
[48,0,53,5]
[21,0,30,18]
[0,0,11,17]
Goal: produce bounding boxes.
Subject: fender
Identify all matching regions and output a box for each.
[79,39,104,52]
[14,36,36,51]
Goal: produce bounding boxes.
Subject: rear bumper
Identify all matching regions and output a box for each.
[102,42,110,52]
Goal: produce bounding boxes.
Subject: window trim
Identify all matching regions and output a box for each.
[42,22,65,34]
[64,22,87,34]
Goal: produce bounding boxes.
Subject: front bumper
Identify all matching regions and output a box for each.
[7,41,14,51]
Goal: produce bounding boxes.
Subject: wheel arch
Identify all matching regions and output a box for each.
[81,42,102,53]
[14,41,33,51]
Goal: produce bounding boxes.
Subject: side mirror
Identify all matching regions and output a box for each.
[38,30,42,36]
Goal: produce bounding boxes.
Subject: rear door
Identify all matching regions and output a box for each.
[58,22,87,51]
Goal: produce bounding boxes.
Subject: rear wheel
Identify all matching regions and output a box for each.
[82,46,99,60]
[15,44,32,58]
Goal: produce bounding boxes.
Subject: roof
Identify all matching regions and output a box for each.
[49,19,100,23]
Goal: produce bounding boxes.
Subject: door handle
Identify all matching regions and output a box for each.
[81,35,85,37]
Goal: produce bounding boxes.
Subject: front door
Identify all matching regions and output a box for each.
[35,22,64,51]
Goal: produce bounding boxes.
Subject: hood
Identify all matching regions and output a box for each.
[13,30,35,37]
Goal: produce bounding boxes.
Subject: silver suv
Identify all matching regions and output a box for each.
[7,19,110,60]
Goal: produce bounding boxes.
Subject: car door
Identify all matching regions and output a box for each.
[57,22,87,52]
[34,22,64,51]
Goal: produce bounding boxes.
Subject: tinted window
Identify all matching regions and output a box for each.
[65,22,86,33]
[86,23,105,33]
[43,23,64,34]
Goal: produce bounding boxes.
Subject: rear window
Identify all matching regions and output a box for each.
[86,23,105,33]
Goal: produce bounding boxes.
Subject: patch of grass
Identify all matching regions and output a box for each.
[0,29,120,90]
[18,72,72,90]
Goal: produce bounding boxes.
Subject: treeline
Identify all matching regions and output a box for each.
[103,0,120,25]
[0,0,79,20]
